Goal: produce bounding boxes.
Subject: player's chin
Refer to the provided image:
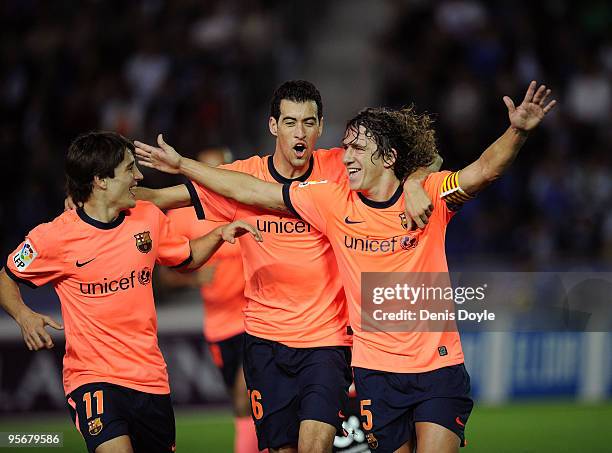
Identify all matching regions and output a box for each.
[122,196,137,209]
[347,175,362,191]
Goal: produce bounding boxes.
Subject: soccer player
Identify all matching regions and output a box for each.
[133,81,438,453]
[136,81,556,452]
[0,132,261,453]
[161,147,259,453]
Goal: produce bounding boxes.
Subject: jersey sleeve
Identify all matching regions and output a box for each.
[156,209,193,268]
[423,171,464,225]
[283,180,343,235]
[185,180,238,222]
[317,147,347,183]
[5,224,66,288]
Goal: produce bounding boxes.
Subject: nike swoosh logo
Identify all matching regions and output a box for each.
[455,416,465,427]
[344,217,365,224]
[76,258,96,267]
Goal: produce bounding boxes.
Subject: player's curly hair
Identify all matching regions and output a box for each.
[65,131,134,205]
[344,106,438,181]
[270,80,323,121]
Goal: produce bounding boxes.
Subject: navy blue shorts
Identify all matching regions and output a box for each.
[208,332,246,389]
[354,364,473,452]
[243,333,352,450]
[66,382,175,453]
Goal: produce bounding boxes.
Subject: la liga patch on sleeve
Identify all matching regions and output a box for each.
[12,240,38,270]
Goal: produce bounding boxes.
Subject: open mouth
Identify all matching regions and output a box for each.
[293,144,306,158]
[347,168,361,179]
[129,185,137,197]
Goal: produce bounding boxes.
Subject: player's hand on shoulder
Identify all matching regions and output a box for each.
[504,81,557,132]
[402,179,433,230]
[16,309,63,351]
[222,220,263,244]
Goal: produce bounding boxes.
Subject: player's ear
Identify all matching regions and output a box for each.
[317,116,324,138]
[269,116,278,137]
[93,175,107,190]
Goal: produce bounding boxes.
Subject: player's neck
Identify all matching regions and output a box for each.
[361,177,401,202]
[272,152,309,179]
[82,198,123,224]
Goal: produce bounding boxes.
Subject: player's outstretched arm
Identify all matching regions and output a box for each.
[181,220,263,271]
[64,185,192,211]
[133,185,192,210]
[135,135,291,214]
[0,268,63,350]
[458,81,557,195]
[402,153,443,229]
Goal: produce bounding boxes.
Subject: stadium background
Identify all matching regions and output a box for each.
[0,1,610,452]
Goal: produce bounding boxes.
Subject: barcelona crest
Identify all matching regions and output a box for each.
[366,433,378,449]
[88,417,103,436]
[399,213,408,230]
[134,231,152,253]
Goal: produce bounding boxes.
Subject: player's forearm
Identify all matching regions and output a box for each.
[403,153,443,186]
[134,185,191,210]
[182,227,225,271]
[460,127,527,194]
[0,269,33,325]
[178,157,288,212]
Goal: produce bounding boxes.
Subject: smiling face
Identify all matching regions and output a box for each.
[105,149,143,210]
[269,99,323,169]
[342,125,395,193]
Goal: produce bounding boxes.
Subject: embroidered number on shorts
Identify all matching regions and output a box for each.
[247,390,264,420]
[83,390,104,419]
[360,399,373,430]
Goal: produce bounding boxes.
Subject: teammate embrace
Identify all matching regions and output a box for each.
[0,80,555,453]
[136,80,555,453]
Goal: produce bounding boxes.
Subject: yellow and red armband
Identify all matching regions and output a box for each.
[440,172,473,211]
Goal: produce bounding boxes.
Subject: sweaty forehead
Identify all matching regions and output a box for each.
[279,99,319,119]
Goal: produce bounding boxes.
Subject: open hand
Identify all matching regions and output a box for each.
[504,81,557,132]
[134,134,182,174]
[17,310,63,351]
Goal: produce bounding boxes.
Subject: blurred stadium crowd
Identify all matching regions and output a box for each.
[1,0,610,269]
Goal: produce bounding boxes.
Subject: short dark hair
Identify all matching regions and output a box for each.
[344,106,438,181]
[270,80,323,121]
[65,131,134,205]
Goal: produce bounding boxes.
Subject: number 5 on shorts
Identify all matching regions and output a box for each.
[360,399,373,430]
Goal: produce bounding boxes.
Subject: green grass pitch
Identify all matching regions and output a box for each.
[0,402,611,452]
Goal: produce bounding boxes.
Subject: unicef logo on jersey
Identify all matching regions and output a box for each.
[334,415,368,451]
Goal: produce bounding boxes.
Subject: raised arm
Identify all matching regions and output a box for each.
[458,81,556,195]
[135,135,290,214]
[0,268,63,350]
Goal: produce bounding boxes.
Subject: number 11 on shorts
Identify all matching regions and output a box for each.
[83,390,104,419]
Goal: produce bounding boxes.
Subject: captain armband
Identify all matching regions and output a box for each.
[440,172,473,211]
